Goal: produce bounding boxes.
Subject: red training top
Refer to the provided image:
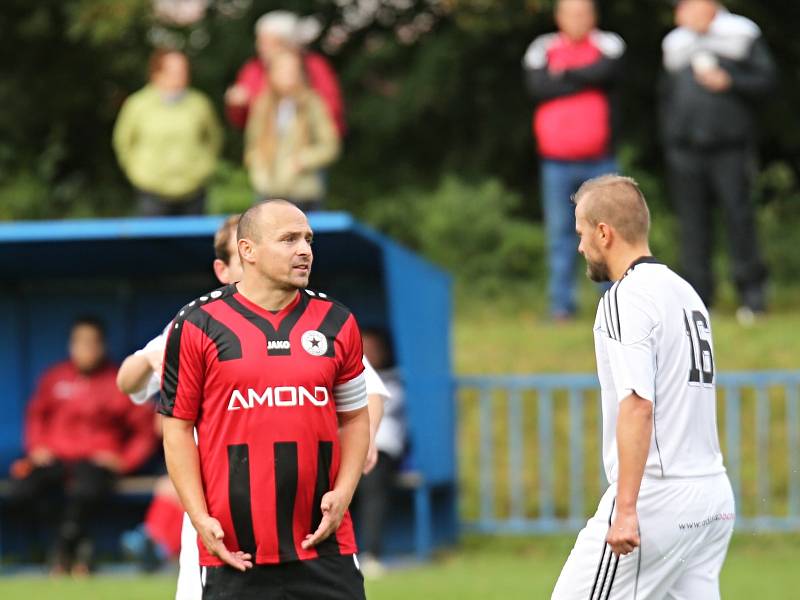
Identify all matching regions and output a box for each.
[534,34,611,160]
[159,285,365,566]
[24,361,157,473]
[225,53,346,136]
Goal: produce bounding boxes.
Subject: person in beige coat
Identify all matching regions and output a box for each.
[245,51,340,211]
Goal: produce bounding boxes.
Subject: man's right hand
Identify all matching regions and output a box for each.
[29,447,55,466]
[225,85,250,107]
[194,513,253,572]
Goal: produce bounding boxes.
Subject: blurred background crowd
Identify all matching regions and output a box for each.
[3,0,799,316]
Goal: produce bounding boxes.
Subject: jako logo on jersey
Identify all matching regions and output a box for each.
[267,340,290,350]
[301,330,327,356]
[227,386,329,410]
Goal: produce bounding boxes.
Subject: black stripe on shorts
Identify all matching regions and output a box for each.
[588,498,616,600]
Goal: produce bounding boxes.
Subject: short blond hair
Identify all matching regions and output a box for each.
[213,214,242,265]
[573,174,650,243]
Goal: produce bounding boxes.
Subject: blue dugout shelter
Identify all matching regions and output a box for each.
[0,213,455,558]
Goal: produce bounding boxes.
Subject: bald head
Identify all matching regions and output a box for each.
[236,199,313,293]
[573,175,650,244]
[237,199,303,243]
[556,0,596,41]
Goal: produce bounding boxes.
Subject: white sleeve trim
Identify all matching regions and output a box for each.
[591,30,626,59]
[522,33,557,69]
[334,372,368,412]
[362,356,390,398]
[128,329,167,405]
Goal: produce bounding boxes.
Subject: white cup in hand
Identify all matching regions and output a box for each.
[692,51,718,75]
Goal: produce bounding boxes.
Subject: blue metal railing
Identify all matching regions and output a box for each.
[457,371,800,534]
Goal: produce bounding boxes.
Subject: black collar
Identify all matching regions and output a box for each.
[628,256,660,270]
[621,256,660,279]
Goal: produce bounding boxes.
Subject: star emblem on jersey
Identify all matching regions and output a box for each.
[301,330,327,356]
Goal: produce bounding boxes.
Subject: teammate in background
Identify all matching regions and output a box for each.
[9,317,157,575]
[117,215,243,591]
[552,175,734,599]
[159,200,370,598]
[117,215,244,404]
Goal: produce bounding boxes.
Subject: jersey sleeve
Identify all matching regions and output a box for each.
[158,315,205,421]
[129,329,168,405]
[333,313,367,412]
[363,356,390,398]
[601,285,660,403]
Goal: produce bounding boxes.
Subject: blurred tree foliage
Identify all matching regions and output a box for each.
[1,0,798,286]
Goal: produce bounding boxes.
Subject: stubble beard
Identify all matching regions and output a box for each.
[586,258,611,283]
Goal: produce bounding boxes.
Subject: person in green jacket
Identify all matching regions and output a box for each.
[245,50,340,211]
[113,49,223,216]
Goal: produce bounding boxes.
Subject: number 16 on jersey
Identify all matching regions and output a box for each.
[683,309,714,387]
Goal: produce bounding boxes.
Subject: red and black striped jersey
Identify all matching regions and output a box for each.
[158,284,366,566]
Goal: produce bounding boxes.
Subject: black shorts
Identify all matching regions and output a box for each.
[201,554,366,600]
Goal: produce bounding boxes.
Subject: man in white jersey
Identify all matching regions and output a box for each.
[116,212,389,600]
[552,175,734,600]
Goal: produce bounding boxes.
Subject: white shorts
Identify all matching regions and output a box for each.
[552,473,735,600]
[175,513,202,600]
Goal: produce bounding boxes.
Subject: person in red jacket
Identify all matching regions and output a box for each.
[523,0,625,320]
[8,316,157,575]
[225,10,345,137]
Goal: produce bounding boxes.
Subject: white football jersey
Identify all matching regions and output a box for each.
[594,257,726,483]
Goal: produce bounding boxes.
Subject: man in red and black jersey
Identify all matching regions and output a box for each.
[159,200,370,599]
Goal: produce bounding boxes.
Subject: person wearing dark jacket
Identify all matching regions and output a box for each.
[523,0,625,320]
[661,0,776,321]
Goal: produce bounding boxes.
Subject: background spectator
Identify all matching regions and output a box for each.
[7,317,157,575]
[244,51,340,210]
[113,49,223,216]
[523,0,625,320]
[356,328,407,578]
[661,0,776,321]
[225,10,346,137]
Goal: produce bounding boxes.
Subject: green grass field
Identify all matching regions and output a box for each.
[0,533,797,599]
[455,294,800,374]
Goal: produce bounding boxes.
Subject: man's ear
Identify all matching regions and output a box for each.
[597,222,613,248]
[238,238,255,264]
[212,259,227,282]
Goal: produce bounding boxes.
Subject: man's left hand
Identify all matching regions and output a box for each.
[301,489,350,549]
[606,509,640,556]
